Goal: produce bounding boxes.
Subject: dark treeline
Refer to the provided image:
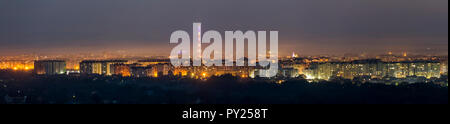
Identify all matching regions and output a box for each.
[0,70,447,104]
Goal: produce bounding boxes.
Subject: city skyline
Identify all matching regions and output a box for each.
[0,0,448,107]
[0,0,448,56]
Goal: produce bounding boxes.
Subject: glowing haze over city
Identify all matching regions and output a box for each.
[0,0,447,57]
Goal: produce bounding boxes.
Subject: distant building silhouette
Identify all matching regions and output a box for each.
[34,60,66,75]
[80,60,127,75]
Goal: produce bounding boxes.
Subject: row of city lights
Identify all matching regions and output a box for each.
[4,66,33,71]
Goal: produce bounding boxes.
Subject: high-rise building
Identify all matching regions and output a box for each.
[80,60,127,75]
[34,60,66,75]
[441,60,448,75]
[303,60,441,80]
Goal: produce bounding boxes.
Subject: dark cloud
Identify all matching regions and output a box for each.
[0,0,447,56]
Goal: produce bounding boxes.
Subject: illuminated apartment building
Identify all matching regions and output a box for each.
[303,60,441,80]
[34,60,66,75]
[111,62,173,78]
[80,60,127,75]
[152,63,171,76]
[441,60,448,75]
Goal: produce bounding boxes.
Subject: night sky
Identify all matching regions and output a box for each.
[0,0,448,56]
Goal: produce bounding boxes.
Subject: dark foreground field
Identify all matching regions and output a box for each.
[0,70,447,104]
